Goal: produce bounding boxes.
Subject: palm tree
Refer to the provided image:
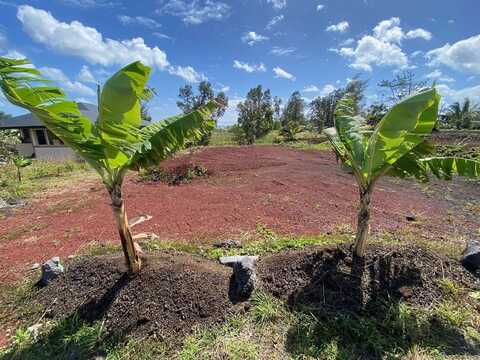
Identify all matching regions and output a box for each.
[447,98,479,129]
[0,57,221,273]
[324,88,480,257]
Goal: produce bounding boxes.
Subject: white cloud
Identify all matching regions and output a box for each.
[406,28,432,41]
[242,31,269,46]
[448,19,455,24]
[316,4,324,11]
[17,5,170,70]
[168,65,207,83]
[437,84,480,105]
[1,50,27,59]
[340,38,354,46]
[233,60,266,73]
[270,46,295,56]
[427,35,480,74]
[153,32,174,41]
[273,66,295,81]
[373,17,403,43]
[339,36,408,71]
[157,0,230,25]
[320,84,336,96]
[410,50,423,58]
[335,17,431,72]
[266,15,284,30]
[425,69,455,83]
[118,15,161,29]
[59,0,117,7]
[77,65,96,83]
[326,21,349,33]
[40,66,96,97]
[303,85,319,93]
[267,0,286,10]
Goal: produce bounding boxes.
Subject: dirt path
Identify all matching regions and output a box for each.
[0,145,478,283]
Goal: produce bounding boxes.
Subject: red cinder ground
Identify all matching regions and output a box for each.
[0,146,478,283]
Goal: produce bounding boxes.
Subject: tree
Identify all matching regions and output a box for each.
[281,91,305,141]
[378,70,427,104]
[177,81,228,145]
[237,85,274,144]
[324,88,480,258]
[364,103,388,126]
[446,98,479,129]
[309,77,367,132]
[0,57,220,273]
[140,87,156,123]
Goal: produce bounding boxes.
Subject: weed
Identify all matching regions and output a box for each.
[251,291,285,325]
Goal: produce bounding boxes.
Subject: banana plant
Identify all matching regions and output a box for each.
[12,155,32,182]
[0,57,220,273]
[324,88,480,257]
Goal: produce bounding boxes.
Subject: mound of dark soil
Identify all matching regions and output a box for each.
[36,252,234,341]
[258,245,480,313]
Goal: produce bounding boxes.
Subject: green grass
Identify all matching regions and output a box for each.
[0,160,92,200]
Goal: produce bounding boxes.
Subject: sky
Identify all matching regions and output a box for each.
[0,0,479,126]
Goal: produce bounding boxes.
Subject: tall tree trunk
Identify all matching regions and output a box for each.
[109,184,141,273]
[353,186,372,257]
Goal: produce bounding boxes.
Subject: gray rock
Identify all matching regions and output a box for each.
[0,198,8,209]
[27,323,42,340]
[39,256,64,286]
[405,213,417,222]
[219,255,258,302]
[461,240,480,272]
[213,239,242,249]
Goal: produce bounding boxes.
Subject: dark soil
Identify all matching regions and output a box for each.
[258,244,480,313]
[35,251,235,342]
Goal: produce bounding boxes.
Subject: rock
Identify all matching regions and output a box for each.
[219,255,258,302]
[213,239,242,249]
[461,240,480,272]
[405,213,417,222]
[398,286,413,299]
[0,198,8,209]
[129,214,152,228]
[67,255,75,259]
[39,256,64,286]
[31,263,40,270]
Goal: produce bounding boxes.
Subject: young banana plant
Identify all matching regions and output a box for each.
[324,88,480,257]
[12,155,32,182]
[0,57,220,273]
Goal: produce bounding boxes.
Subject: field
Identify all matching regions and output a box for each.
[1,142,480,359]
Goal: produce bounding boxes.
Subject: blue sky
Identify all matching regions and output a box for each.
[0,0,479,126]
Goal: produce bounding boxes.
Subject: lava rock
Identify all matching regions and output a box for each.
[39,256,64,286]
[219,255,258,302]
[461,240,480,272]
[405,213,417,222]
[213,239,242,249]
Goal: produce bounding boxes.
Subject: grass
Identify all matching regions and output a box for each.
[0,160,92,201]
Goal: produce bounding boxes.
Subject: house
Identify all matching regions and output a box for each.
[0,103,98,161]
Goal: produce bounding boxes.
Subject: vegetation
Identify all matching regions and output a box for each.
[236,85,277,144]
[446,98,479,130]
[0,57,220,273]
[325,88,480,257]
[11,156,32,182]
[177,81,228,145]
[281,91,305,141]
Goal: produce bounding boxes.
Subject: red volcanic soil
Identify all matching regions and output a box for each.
[0,145,479,283]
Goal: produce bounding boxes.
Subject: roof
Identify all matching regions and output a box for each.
[0,102,98,129]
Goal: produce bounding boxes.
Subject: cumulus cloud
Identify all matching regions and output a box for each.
[427,34,480,74]
[267,0,286,10]
[266,15,284,30]
[303,85,319,93]
[335,17,431,71]
[437,83,480,104]
[76,65,96,83]
[233,60,266,73]
[117,15,161,29]
[273,66,295,81]
[425,69,455,83]
[326,21,349,33]
[242,31,269,46]
[270,46,295,56]
[40,66,96,97]
[320,84,336,96]
[316,4,324,11]
[168,65,207,83]
[157,0,230,25]
[17,5,170,70]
